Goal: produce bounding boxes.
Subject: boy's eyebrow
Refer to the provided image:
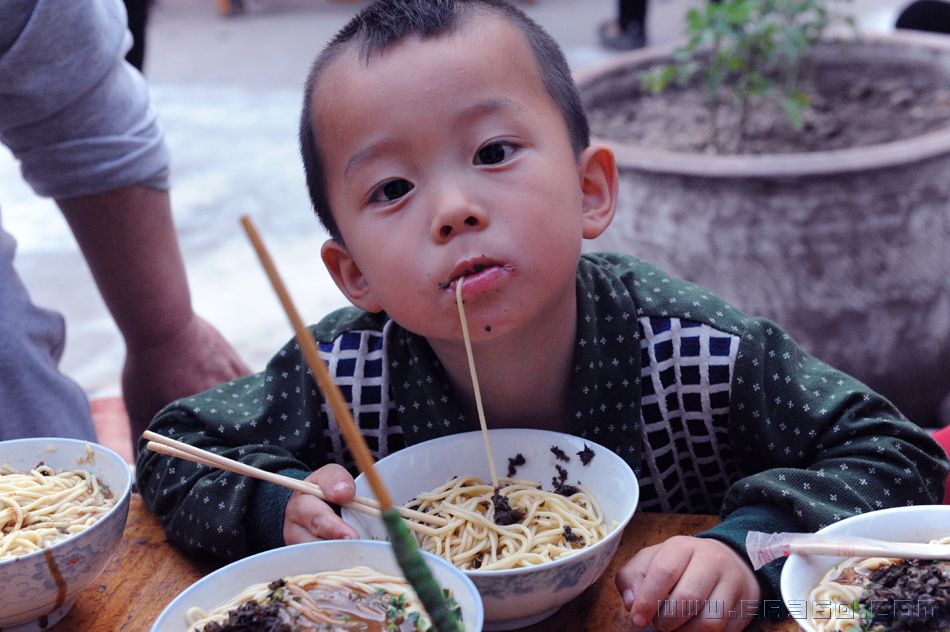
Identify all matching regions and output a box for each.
[343,98,524,179]
[344,138,404,180]
[454,97,525,124]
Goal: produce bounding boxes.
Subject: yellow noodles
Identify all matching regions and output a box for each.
[186,566,437,631]
[408,475,606,570]
[0,464,114,559]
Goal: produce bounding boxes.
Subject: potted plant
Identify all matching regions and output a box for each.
[575,0,950,425]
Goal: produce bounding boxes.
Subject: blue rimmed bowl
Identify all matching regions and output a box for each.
[343,428,640,630]
[781,505,950,631]
[151,539,483,631]
[0,437,132,631]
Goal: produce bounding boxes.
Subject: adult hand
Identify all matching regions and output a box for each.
[284,464,360,544]
[122,314,250,440]
[615,535,761,631]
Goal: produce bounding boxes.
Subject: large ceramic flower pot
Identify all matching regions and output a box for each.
[577,31,950,424]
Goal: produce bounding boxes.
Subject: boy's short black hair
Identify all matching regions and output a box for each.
[299,0,590,243]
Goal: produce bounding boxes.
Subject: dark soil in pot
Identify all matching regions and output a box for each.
[585,47,950,155]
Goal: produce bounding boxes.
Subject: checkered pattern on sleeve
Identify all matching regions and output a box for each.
[636,316,742,514]
[317,328,402,470]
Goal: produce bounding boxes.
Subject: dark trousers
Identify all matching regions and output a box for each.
[617,0,722,32]
[618,0,647,32]
[896,0,950,33]
[123,0,151,71]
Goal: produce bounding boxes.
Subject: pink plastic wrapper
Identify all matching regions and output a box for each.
[746,531,804,570]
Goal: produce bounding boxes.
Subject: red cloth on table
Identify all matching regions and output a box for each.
[932,426,950,504]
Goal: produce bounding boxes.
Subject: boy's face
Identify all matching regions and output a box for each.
[313,11,616,345]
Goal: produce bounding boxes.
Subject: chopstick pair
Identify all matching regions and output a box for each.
[143,430,446,535]
[746,530,950,570]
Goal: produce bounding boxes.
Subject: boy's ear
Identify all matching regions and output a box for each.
[577,143,618,239]
[321,239,383,313]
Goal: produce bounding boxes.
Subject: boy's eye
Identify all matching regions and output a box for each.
[474,141,516,166]
[370,178,414,203]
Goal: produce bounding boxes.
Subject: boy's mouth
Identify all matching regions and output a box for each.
[439,258,508,291]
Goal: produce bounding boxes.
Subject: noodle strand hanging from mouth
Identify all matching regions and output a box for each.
[456,278,498,484]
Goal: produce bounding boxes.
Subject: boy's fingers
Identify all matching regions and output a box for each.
[655,564,720,631]
[294,493,359,540]
[284,522,319,546]
[675,583,742,632]
[308,463,356,504]
[308,505,359,540]
[720,590,745,632]
[615,544,660,611]
[630,538,695,628]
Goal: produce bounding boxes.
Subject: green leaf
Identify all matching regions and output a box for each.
[641,66,676,93]
[782,89,810,129]
[639,0,853,148]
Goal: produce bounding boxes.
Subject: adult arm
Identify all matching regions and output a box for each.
[1,0,249,445]
[58,186,249,442]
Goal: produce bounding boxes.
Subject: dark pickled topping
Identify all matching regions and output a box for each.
[507,453,526,478]
[551,464,579,496]
[550,446,570,462]
[563,525,585,546]
[554,483,579,497]
[860,560,950,631]
[471,556,482,569]
[491,490,526,526]
[576,444,595,466]
[200,601,290,632]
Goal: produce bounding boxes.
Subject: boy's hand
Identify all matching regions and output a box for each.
[283,464,360,544]
[615,535,760,631]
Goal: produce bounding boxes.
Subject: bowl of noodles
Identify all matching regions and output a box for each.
[150,539,483,631]
[343,428,640,630]
[781,505,950,632]
[0,437,132,631]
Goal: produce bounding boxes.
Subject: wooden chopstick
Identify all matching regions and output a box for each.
[143,430,445,531]
[240,217,398,511]
[788,537,950,560]
[241,216,464,632]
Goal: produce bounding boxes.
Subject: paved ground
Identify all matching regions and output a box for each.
[0,0,909,407]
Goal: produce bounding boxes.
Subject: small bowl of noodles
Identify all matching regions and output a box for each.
[150,539,483,631]
[0,437,132,631]
[343,428,640,630]
[781,505,950,632]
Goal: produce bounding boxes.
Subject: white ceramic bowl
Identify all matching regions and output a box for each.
[151,539,483,631]
[0,437,132,631]
[343,428,640,630]
[781,505,950,632]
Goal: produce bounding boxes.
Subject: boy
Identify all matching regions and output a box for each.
[137,1,949,629]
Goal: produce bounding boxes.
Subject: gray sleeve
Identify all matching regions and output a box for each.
[0,0,169,199]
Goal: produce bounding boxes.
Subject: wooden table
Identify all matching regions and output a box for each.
[54,495,798,631]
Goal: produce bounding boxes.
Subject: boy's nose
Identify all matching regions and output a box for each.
[431,196,488,242]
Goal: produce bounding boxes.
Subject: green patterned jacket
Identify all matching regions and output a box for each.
[136,253,949,598]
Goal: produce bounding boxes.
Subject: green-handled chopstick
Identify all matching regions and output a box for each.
[240,215,463,632]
